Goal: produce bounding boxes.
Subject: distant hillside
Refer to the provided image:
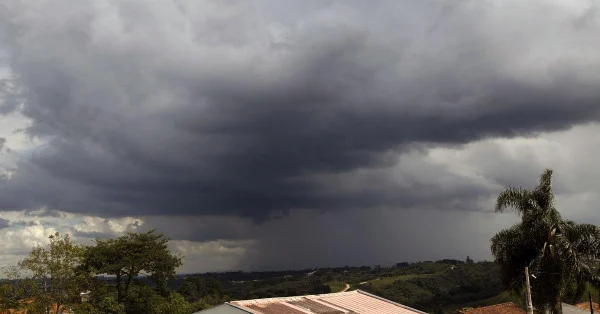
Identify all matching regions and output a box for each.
[167,259,521,313]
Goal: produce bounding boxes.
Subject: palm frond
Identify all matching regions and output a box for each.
[491,224,537,290]
[495,187,531,214]
[533,169,555,212]
[561,222,600,259]
[538,169,553,191]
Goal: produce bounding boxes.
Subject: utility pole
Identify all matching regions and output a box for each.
[589,291,594,314]
[525,267,534,314]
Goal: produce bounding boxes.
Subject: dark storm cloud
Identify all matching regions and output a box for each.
[0,0,599,221]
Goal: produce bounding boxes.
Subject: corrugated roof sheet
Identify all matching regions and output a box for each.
[229,290,425,314]
[245,302,309,314]
[287,299,345,314]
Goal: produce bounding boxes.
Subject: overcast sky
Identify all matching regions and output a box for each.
[1,0,600,273]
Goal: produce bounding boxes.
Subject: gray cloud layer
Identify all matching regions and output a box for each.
[0,217,9,229]
[0,0,600,269]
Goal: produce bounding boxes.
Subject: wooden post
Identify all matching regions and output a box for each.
[525,267,534,314]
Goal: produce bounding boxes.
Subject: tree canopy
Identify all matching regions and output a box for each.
[83,229,182,304]
[18,232,89,314]
[0,230,184,314]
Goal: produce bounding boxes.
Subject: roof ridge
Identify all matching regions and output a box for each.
[307,290,358,298]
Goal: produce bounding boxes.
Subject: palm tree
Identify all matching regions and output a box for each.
[491,169,600,313]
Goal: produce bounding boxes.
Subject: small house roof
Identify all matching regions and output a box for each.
[226,290,426,314]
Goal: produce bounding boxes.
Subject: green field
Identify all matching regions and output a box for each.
[326,281,348,292]
[364,273,437,288]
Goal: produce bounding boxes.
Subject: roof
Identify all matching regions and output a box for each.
[575,302,600,312]
[460,302,525,314]
[225,290,427,314]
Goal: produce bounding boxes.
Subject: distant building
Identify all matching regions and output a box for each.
[195,290,426,314]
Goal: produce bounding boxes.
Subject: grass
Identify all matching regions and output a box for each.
[366,273,436,288]
[326,281,348,293]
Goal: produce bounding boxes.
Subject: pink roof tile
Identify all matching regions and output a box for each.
[244,302,310,314]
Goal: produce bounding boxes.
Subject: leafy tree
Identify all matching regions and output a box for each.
[19,232,88,314]
[124,284,191,314]
[491,169,600,313]
[158,292,193,314]
[124,284,165,314]
[84,283,125,314]
[190,299,211,312]
[83,230,182,304]
[177,276,225,303]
